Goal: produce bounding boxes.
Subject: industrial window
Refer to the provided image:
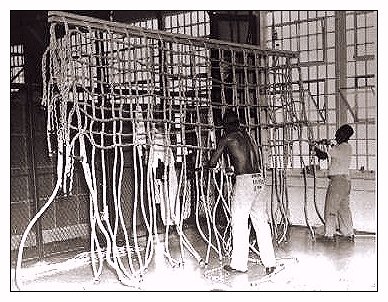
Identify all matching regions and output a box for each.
[126,18,160,106]
[164,11,210,37]
[345,11,376,171]
[131,19,158,30]
[163,11,210,163]
[11,44,25,92]
[127,19,159,104]
[265,11,377,171]
[266,11,336,168]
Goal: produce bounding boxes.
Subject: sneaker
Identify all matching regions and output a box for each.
[316,235,336,242]
[223,265,247,273]
[265,266,276,275]
[336,235,355,242]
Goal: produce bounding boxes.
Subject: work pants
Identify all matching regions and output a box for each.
[230,173,276,271]
[324,175,353,237]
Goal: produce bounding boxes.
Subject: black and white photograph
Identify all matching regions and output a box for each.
[8,7,379,294]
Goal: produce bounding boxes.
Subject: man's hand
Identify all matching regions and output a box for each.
[225,166,234,175]
[311,139,333,146]
[314,146,328,160]
[195,163,215,171]
[309,141,318,151]
[195,162,222,172]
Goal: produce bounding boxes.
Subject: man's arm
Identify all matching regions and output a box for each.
[247,132,261,171]
[209,137,227,168]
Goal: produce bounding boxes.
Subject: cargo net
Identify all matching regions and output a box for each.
[16,11,320,288]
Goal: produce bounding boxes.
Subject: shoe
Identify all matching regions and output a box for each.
[316,235,336,242]
[336,235,355,242]
[223,265,247,273]
[265,266,276,275]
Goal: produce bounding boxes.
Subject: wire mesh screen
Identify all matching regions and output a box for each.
[15,11,318,288]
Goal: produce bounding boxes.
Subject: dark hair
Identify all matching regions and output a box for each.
[222,110,240,134]
[336,124,354,140]
[155,121,164,131]
[222,110,240,128]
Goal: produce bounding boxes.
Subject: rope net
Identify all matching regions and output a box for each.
[16,11,320,288]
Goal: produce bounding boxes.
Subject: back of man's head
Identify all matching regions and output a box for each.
[335,124,354,143]
[223,110,240,133]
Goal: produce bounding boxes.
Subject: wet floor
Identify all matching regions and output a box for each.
[11,226,377,291]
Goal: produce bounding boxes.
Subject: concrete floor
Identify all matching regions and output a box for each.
[11,226,377,292]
